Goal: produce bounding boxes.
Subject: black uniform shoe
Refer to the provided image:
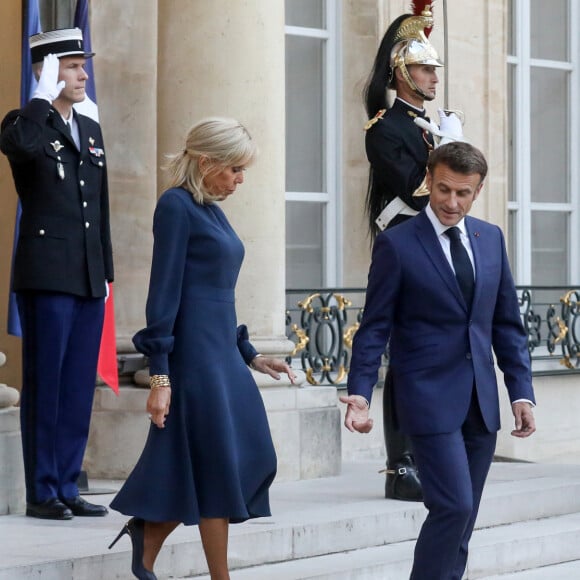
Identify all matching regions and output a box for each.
[61,496,109,517]
[385,455,423,502]
[26,498,74,520]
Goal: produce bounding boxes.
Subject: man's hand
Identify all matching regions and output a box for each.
[32,53,65,103]
[339,394,374,433]
[251,356,297,384]
[511,401,536,438]
[147,386,171,429]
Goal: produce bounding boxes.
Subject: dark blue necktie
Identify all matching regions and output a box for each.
[445,226,474,307]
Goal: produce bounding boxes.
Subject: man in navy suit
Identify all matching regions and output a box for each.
[0,28,112,520]
[341,142,536,579]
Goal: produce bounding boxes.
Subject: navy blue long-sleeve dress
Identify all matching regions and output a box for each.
[110,187,276,525]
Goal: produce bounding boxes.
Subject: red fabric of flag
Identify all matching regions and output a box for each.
[97,283,119,394]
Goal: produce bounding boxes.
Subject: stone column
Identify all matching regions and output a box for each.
[85,1,341,482]
[149,1,339,481]
[84,0,163,479]
[0,352,25,515]
[157,0,290,357]
[90,0,159,352]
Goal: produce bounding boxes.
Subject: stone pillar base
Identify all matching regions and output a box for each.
[85,383,341,482]
[0,407,25,515]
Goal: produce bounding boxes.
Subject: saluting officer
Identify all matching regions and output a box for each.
[0,28,113,520]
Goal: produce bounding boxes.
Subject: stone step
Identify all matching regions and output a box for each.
[467,512,580,578]
[481,560,580,579]
[2,463,580,579]
[185,513,580,579]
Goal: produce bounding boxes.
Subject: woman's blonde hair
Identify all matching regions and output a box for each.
[164,117,258,204]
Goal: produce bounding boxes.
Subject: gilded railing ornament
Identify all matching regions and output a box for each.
[286,292,356,385]
[286,286,580,385]
[343,322,360,350]
[547,289,580,369]
[289,323,309,357]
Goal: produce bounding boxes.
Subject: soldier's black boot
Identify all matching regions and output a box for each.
[383,370,423,501]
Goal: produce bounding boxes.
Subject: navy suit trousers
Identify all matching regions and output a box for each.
[409,389,497,580]
[17,291,104,503]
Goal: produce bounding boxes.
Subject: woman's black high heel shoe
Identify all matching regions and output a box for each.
[109,517,157,580]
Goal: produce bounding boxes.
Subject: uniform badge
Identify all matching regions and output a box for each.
[50,140,64,152]
[89,137,95,146]
[89,146,104,157]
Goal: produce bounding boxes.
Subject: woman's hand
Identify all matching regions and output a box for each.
[147,386,171,428]
[251,356,297,384]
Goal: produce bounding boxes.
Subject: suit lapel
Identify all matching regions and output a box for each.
[414,211,466,307]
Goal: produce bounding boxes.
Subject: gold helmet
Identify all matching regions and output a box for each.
[387,3,443,98]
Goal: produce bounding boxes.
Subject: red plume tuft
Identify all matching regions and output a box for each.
[410,1,434,37]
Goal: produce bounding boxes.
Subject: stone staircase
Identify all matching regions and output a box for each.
[2,462,580,579]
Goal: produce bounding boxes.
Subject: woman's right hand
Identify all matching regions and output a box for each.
[147,386,171,428]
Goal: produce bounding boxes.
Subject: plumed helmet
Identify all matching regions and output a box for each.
[386,3,443,96]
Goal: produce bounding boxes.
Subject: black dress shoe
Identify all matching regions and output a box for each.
[61,496,109,517]
[26,498,74,520]
[385,455,423,502]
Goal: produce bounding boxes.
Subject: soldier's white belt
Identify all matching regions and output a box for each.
[375,197,418,231]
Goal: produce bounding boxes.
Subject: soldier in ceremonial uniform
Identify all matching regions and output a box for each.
[0,28,112,520]
[358,4,458,502]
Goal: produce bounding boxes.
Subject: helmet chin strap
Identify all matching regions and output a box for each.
[398,62,432,101]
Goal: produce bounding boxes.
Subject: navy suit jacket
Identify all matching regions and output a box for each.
[347,210,535,436]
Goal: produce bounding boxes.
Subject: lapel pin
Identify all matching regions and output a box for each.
[89,137,95,146]
[50,140,64,152]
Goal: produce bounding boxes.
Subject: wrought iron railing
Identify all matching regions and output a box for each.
[285,286,580,385]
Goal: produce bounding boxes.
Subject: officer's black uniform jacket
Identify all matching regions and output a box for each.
[0,98,113,298]
[365,98,434,228]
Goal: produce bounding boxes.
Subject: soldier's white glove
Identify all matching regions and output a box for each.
[32,53,65,103]
[414,108,466,147]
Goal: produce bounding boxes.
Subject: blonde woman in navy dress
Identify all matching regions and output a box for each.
[109,118,295,580]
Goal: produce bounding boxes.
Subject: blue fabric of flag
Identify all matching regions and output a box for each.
[7,0,41,336]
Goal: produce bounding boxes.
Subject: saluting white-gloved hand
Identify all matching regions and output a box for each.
[32,53,65,103]
[414,108,466,147]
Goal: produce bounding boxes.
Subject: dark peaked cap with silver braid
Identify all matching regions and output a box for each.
[30,27,95,64]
